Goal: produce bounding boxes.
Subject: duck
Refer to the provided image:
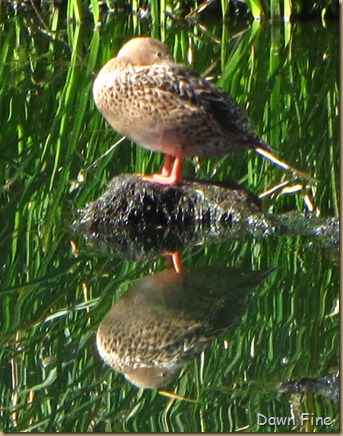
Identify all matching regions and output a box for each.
[93,36,271,185]
[96,266,267,388]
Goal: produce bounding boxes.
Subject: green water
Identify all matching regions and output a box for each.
[0,4,339,433]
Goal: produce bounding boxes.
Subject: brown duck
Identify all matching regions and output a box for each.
[93,37,271,185]
[96,267,269,389]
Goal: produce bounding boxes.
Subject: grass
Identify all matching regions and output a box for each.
[0,1,339,432]
[244,0,337,19]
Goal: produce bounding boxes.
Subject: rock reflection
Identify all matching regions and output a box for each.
[96,267,270,389]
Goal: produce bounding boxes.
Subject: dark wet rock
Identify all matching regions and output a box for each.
[75,173,261,228]
[72,174,339,261]
[72,174,262,259]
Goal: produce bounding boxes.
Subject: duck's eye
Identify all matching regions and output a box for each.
[155,52,162,58]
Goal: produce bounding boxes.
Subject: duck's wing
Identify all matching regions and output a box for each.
[136,64,269,150]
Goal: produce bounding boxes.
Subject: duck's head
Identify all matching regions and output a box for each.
[116,37,175,66]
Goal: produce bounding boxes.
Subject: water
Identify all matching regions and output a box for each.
[0,5,339,432]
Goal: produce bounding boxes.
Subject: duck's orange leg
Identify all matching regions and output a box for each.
[161,155,173,176]
[143,156,183,185]
[165,251,182,273]
[152,156,182,185]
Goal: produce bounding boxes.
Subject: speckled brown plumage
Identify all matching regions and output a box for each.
[93,37,270,184]
[96,267,270,389]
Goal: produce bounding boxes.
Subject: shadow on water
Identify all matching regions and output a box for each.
[0,2,339,432]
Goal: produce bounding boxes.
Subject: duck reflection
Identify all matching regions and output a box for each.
[96,267,270,389]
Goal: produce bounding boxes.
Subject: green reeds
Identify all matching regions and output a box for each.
[244,0,336,19]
